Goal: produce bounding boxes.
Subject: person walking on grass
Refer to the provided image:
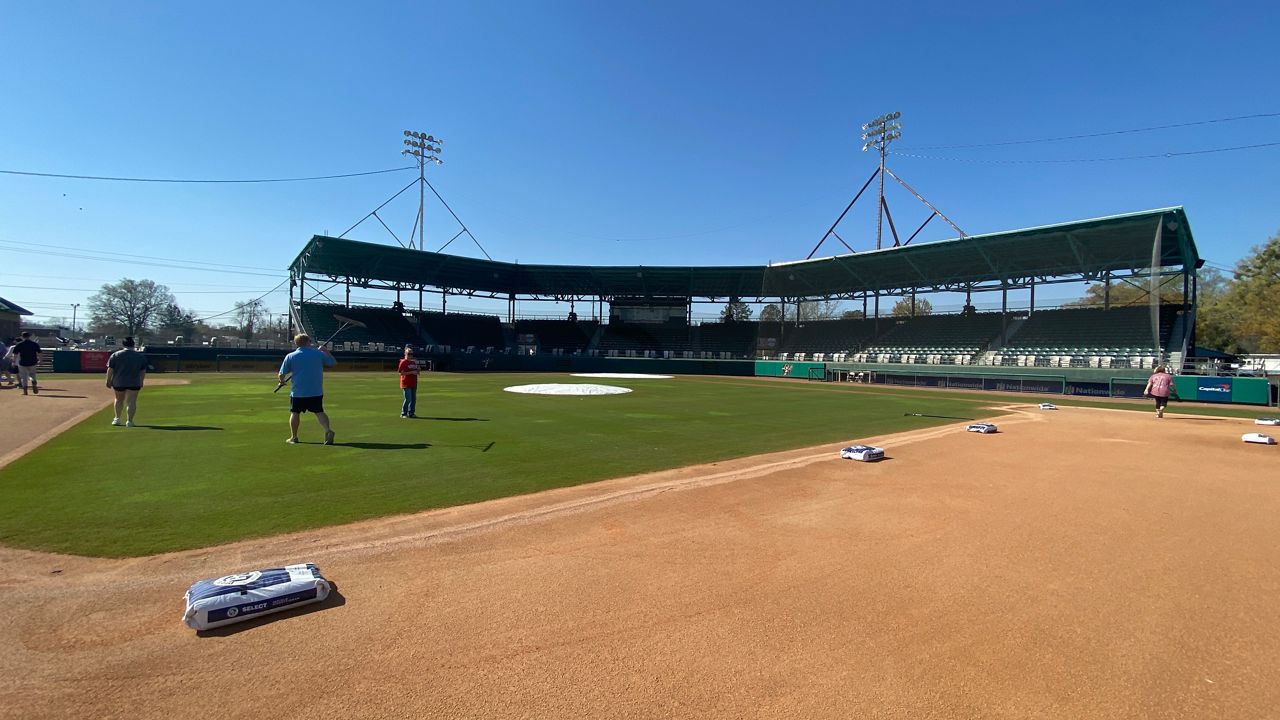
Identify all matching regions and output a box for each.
[12,331,42,395]
[279,333,337,445]
[398,346,420,418]
[106,337,148,427]
[0,338,14,388]
[1143,364,1176,419]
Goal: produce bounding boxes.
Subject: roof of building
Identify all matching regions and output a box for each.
[0,296,34,316]
[290,207,1200,299]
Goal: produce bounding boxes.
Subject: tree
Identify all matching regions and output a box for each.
[87,278,175,337]
[156,303,198,341]
[1064,277,1183,308]
[719,298,753,323]
[233,300,269,340]
[841,309,866,320]
[1226,230,1280,352]
[790,299,842,322]
[759,304,782,322]
[891,297,933,317]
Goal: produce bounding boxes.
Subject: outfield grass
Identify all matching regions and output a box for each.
[0,373,1001,558]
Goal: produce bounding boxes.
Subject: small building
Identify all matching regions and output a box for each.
[0,295,34,342]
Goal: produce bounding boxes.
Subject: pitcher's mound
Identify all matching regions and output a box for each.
[504,383,632,396]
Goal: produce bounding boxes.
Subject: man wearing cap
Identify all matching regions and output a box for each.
[279,333,337,445]
[12,331,42,395]
[106,337,149,427]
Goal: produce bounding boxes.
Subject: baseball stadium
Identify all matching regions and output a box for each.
[4,199,1280,718]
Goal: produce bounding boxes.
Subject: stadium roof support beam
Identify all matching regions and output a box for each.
[288,207,1200,305]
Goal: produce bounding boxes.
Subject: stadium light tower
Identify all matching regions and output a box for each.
[861,111,902,250]
[402,130,444,250]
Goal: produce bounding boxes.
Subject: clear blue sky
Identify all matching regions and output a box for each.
[2,1,1278,325]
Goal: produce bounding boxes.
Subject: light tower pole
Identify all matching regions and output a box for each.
[402,130,444,250]
[861,111,902,250]
[71,303,79,336]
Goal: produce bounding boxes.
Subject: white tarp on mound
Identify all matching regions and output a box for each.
[504,383,633,396]
[571,373,673,379]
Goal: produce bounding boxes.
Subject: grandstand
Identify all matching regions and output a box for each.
[297,303,416,349]
[513,319,599,354]
[288,207,1203,381]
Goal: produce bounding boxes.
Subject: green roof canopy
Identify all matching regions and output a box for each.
[290,207,1200,300]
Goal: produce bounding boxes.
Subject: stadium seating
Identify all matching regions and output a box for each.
[697,321,760,357]
[599,322,693,352]
[514,319,600,353]
[987,305,1180,369]
[298,303,417,347]
[414,311,506,351]
[856,312,1005,365]
[776,318,878,355]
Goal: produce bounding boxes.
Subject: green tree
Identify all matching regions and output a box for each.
[1065,277,1184,308]
[841,309,866,320]
[890,297,933,317]
[156,303,198,340]
[759,304,782,322]
[87,278,175,337]
[719,298,753,323]
[1227,230,1280,352]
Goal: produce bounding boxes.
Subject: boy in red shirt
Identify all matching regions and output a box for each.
[398,346,420,418]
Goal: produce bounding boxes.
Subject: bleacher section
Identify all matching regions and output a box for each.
[415,311,506,351]
[776,318,877,359]
[853,312,1005,365]
[298,301,1186,370]
[298,303,417,348]
[697,321,760,357]
[599,323,693,355]
[514,319,599,353]
[985,305,1180,369]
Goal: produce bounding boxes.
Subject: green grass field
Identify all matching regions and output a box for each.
[1,373,1269,558]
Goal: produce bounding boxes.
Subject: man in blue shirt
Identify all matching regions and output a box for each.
[279,333,337,445]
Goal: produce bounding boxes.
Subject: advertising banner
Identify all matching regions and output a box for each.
[79,351,110,372]
[1193,377,1234,402]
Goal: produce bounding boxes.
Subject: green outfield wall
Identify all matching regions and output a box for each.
[46,349,1275,406]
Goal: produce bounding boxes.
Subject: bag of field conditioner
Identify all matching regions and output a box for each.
[183,563,330,631]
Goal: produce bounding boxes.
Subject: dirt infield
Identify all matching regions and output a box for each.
[3,404,1279,719]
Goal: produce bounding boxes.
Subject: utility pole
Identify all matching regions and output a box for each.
[70,303,80,336]
[861,111,902,250]
[402,130,444,250]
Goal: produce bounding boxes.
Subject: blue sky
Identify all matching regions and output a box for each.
[2,1,1278,325]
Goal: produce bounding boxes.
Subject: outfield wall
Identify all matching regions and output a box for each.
[46,349,1275,406]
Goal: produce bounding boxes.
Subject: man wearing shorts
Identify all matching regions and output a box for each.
[1143,364,1176,419]
[279,333,337,445]
[12,331,41,395]
[106,337,149,427]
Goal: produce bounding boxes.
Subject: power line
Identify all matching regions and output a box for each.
[0,165,415,184]
[905,111,1280,150]
[0,242,284,279]
[889,140,1280,164]
[0,283,287,295]
[0,237,281,272]
[193,278,291,322]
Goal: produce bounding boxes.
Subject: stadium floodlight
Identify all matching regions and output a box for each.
[401,129,446,250]
[860,111,903,250]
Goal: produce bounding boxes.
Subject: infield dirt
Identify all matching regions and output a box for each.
[2,402,1278,719]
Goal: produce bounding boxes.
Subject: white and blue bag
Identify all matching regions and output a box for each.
[183,563,331,631]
